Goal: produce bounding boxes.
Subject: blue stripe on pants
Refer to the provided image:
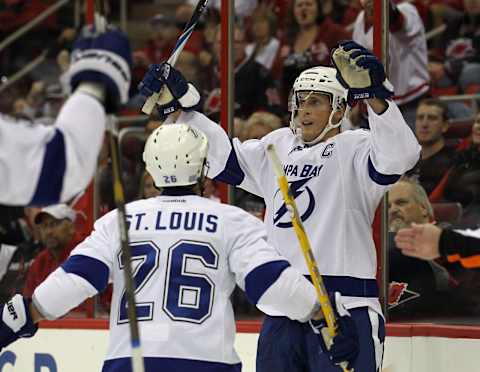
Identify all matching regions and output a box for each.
[256,307,384,372]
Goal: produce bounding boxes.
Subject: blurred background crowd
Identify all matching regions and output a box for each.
[1,0,480,323]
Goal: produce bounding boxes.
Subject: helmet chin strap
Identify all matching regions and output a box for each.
[302,110,342,145]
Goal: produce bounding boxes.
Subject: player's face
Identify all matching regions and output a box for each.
[415,104,448,146]
[472,113,480,145]
[295,92,333,142]
[38,215,74,252]
[294,0,318,27]
[388,183,429,232]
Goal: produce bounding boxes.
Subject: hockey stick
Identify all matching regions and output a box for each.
[141,0,209,114]
[266,144,352,372]
[93,2,145,372]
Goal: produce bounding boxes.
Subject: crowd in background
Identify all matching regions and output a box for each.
[1,0,480,322]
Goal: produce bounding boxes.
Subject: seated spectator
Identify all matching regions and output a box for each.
[0,206,41,302]
[408,99,455,197]
[275,0,350,97]
[37,83,67,125]
[388,179,452,319]
[443,113,480,226]
[352,0,429,128]
[135,14,178,66]
[234,111,282,219]
[245,4,280,71]
[244,111,283,139]
[205,24,282,119]
[23,204,81,297]
[186,0,258,21]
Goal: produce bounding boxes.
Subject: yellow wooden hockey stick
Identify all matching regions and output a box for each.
[266,144,352,372]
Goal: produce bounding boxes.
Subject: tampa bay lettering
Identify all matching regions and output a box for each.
[283,164,323,178]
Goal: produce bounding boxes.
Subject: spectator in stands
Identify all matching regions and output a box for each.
[0,206,40,302]
[186,0,258,21]
[13,80,47,120]
[135,14,178,66]
[205,24,282,119]
[37,83,67,125]
[276,0,350,97]
[235,111,283,219]
[443,113,480,225]
[408,99,455,197]
[388,178,451,319]
[245,4,280,71]
[352,0,430,128]
[389,178,435,232]
[23,204,80,297]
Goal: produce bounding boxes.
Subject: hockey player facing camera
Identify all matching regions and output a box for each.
[0,123,360,371]
[138,40,421,371]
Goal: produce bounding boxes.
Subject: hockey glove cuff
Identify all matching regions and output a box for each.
[0,294,38,351]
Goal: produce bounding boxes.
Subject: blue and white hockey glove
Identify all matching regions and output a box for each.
[138,62,201,117]
[331,40,394,105]
[310,292,359,369]
[0,294,38,351]
[67,25,132,113]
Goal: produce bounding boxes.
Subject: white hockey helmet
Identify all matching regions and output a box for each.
[290,66,348,145]
[143,123,209,188]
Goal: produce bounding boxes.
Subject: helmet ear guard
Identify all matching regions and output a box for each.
[143,124,209,188]
[290,66,349,145]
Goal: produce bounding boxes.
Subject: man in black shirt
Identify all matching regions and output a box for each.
[409,99,455,195]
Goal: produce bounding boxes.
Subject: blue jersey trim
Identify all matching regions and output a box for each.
[367,157,401,186]
[30,129,66,205]
[305,275,379,297]
[245,260,290,304]
[61,255,109,293]
[213,144,245,186]
[102,357,242,372]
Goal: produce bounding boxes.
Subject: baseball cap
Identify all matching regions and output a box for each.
[34,204,76,224]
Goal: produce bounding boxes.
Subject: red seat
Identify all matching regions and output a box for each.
[445,119,472,139]
[432,202,463,224]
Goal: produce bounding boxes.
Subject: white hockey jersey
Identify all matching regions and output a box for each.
[176,101,421,314]
[32,194,317,371]
[0,91,105,206]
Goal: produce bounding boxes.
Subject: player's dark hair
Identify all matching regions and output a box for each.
[417,98,449,122]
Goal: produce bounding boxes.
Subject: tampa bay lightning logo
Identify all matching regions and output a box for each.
[273,177,315,228]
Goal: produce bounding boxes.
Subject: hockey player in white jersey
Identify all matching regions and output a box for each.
[0,123,360,371]
[0,25,131,206]
[138,40,421,371]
